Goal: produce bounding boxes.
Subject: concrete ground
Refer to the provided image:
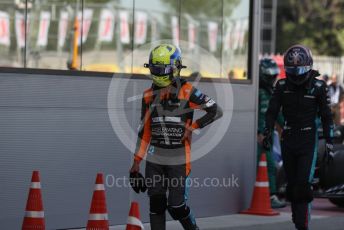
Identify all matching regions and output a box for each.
[73,199,344,230]
[224,217,344,230]
[110,213,344,230]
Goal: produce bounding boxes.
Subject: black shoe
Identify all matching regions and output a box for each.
[179,214,199,230]
[270,195,286,208]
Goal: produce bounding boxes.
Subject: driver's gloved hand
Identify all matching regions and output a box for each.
[129,172,147,193]
[262,128,272,150]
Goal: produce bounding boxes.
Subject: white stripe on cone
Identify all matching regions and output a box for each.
[25,211,45,218]
[258,161,267,167]
[127,216,144,229]
[255,181,269,187]
[94,184,105,190]
[88,213,108,220]
[30,182,41,189]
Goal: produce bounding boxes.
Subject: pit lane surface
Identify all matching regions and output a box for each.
[72,199,344,230]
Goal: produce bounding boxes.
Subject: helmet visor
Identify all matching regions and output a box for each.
[285,66,311,76]
[148,64,174,76]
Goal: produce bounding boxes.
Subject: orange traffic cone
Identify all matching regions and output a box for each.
[126,202,144,230]
[241,153,279,216]
[22,171,45,230]
[86,173,109,230]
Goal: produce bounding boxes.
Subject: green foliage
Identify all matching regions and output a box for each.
[163,0,240,17]
[160,0,240,54]
[276,0,344,56]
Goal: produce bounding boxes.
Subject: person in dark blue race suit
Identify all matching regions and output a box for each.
[263,45,334,230]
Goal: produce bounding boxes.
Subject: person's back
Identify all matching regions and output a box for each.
[328,74,344,124]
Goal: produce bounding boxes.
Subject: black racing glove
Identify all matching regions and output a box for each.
[324,142,335,164]
[262,128,272,150]
[129,172,147,193]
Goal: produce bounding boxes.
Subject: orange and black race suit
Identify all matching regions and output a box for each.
[134,78,222,226]
[135,79,222,171]
[134,79,222,174]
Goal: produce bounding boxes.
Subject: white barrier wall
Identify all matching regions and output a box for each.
[0,71,257,229]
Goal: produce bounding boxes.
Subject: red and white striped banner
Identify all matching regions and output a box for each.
[223,21,233,50]
[232,20,241,50]
[37,11,51,47]
[58,11,69,48]
[0,11,10,46]
[134,11,147,45]
[207,21,218,52]
[151,17,158,42]
[188,22,196,50]
[15,12,26,48]
[171,16,179,47]
[98,9,115,42]
[238,19,248,49]
[77,9,93,45]
[119,11,130,44]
